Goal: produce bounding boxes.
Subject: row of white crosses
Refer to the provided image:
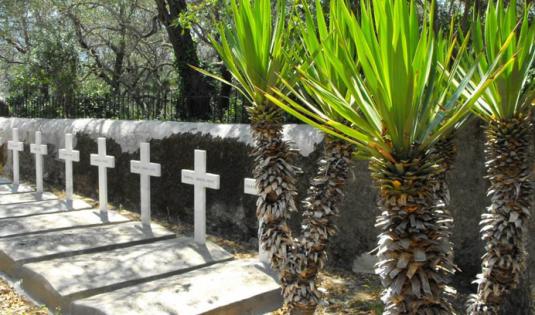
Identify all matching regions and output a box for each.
[7,129,267,262]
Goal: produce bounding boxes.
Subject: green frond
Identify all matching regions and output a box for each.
[268,0,511,161]
[194,0,297,109]
[469,0,535,120]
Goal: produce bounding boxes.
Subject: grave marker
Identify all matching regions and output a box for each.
[7,128,23,186]
[244,178,269,264]
[30,131,48,193]
[130,143,161,226]
[90,138,115,213]
[59,134,80,208]
[181,150,220,245]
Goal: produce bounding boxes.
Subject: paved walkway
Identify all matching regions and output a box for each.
[0,178,281,315]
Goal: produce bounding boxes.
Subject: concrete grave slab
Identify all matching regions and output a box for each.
[0,199,92,219]
[0,208,129,238]
[0,183,34,195]
[0,221,175,277]
[20,237,233,311]
[0,191,57,205]
[71,259,282,315]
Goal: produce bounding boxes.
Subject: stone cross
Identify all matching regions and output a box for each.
[181,150,220,245]
[30,131,48,193]
[130,143,161,226]
[59,134,80,208]
[244,177,270,264]
[7,128,23,186]
[90,138,115,213]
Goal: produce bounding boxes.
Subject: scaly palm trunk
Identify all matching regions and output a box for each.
[371,154,456,315]
[431,136,457,269]
[250,102,299,282]
[285,136,354,314]
[468,115,533,315]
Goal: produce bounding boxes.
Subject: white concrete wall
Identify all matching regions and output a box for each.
[0,118,324,157]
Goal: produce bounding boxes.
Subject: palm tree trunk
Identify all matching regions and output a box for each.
[432,135,457,269]
[371,154,456,315]
[286,136,354,313]
[468,116,533,315]
[250,103,299,280]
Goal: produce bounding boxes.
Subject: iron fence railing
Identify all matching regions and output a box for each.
[6,90,251,123]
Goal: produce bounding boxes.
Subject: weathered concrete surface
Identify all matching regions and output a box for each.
[0,209,129,238]
[0,199,91,219]
[0,221,175,277]
[0,118,322,156]
[20,237,232,311]
[71,259,281,315]
[0,183,33,194]
[0,191,57,205]
[351,252,377,275]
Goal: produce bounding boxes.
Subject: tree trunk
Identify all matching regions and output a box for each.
[468,116,533,315]
[250,101,299,280]
[286,136,354,313]
[371,154,455,314]
[432,135,457,269]
[154,0,213,120]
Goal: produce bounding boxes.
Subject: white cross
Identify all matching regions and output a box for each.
[90,138,115,213]
[244,177,269,264]
[131,143,161,226]
[7,128,23,186]
[181,150,220,245]
[59,134,80,208]
[30,131,48,193]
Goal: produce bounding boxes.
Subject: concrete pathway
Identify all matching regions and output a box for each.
[0,208,130,238]
[0,199,91,219]
[0,183,34,194]
[72,259,281,315]
[0,191,57,205]
[0,221,175,277]
[0,180,282,314]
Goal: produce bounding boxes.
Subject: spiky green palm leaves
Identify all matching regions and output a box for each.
[465,1,535,313]
[194,0,355,313]
[281,3,356,312]
[267,0,513,313]
[194,0,299,286]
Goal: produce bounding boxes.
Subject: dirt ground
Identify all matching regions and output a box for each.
[0,276,47,315]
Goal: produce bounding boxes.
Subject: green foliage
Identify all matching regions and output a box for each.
[9,34,79,100]
[469,0,535,120]
[266,0,513,161]
[193,0,298,108]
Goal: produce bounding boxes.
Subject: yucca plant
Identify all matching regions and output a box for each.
[429,21,467,269]
[465,1,535,314]
[194,0,300,293]
[281,2,356,313]
[194,0,355,313]
[267,0,514,313]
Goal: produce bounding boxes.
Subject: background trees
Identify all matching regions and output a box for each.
[0,0,532,121]
[0,0,235,120]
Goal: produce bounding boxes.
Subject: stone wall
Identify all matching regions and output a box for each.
[0,117,533,290]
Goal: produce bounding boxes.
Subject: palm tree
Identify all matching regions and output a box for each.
[195,1,355,313]
[282,2,357,312]
[267,0,514,313]
[465,1,535,314]
[195,0,299,291]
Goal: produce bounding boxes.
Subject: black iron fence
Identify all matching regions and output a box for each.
[6,91,251,123]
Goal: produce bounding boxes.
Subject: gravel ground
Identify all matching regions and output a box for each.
[0,276,47,315]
